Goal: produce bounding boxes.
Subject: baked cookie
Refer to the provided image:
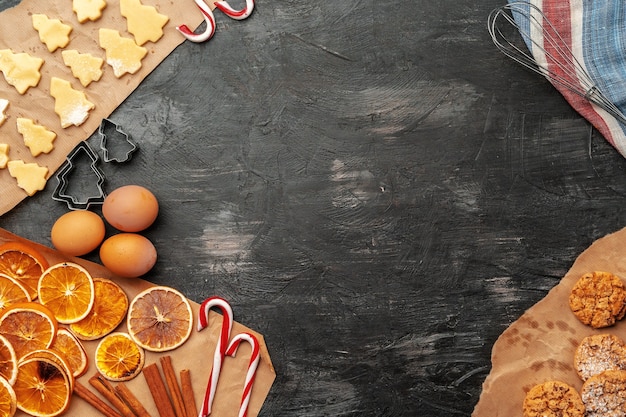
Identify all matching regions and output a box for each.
[569,271,626,328]
[522,380,585,417]
[581,369,626,416]
[575,333,626,381]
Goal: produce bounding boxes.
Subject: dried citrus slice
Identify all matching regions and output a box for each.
[0,302,58,358]
[127,286,193,352]
[50,328,87,378]
[0,273,30,311]
[14,355,72,417]
[38,262,95,324]
[0,335,16,386]
[0,376,16,417]
[95,332,144,381]
[0,241,49,300]
[70,277,128,340]
[19,349,74,391]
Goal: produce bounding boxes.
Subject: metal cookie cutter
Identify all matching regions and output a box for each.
[52,141,106,210]
[98,118,137,163]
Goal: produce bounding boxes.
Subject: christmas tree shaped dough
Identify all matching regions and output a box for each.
[7,160,48,196]
[99,28,147,77]
[73,0,107,23]
[0,49,44,94]
[62,50,104,87]
[16,118,57,157]
[120,0,169,45]
[50,77,95,128]
[0,144,8,169]
[32,14,73,52]
[0,99,7,126]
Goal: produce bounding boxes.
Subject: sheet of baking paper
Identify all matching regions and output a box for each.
[0,228,275,417]
[0,0,208,215]
[473,226,626,417]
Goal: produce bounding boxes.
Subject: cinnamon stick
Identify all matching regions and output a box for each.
[159,356,187,417]
[74,381,124,417]
[89,374,137,417]
[115,382,153,417]
[143,362,177,417]
[179,369,198,417]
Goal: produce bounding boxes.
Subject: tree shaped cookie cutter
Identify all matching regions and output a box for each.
[51,141,106,210]
[98,118,137,163]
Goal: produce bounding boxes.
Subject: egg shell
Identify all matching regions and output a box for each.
[103,185,159,232]
[99,233,157,278]
[51,210,106,256]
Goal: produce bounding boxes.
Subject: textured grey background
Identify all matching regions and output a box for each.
[3,0,626,415]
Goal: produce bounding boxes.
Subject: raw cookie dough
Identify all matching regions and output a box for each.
[0,50,44,94]
[98,28,147,77]
[16,118,57,157]
[50,77,95,128]
[7,160,48,196]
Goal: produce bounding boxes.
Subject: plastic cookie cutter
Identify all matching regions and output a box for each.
[177,0,255,43]
[51,141,106,210]
[98,118,138,163]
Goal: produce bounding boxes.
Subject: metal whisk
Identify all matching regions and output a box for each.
[487,1,626,125]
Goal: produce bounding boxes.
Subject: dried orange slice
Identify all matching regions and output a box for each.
[0,335,16,386]
[0,376,16,417]
[127,286,193,352]
[50,328,87,378]
[95,332,144,381]
[0,273,30,311]
[0,302,58,358]
[70,277,128,340]
[0,241,49,300]
[14,355,72,417]
[38,262,95,324]
[19,349,74,391]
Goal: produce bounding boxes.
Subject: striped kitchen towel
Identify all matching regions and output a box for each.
[506,0,626,157]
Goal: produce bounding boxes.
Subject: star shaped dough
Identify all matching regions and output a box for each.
[120,0,169,45]
[7,160,48,196]
[99,28,147,77]
[16,118,57,157]
[0,49,44,94]
[32,14,73,52]
[50,77,95,128]
[62,50,104,87]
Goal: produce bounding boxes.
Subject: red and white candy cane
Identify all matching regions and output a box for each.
[214,0,255,20]
[198,296,234,417]
[176,0,216,43]
[225,332,260,417]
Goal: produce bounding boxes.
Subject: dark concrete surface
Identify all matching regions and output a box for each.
[3,0,626,415]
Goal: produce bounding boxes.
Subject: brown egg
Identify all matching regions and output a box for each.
[103,185,159,232]
[99,233,157,278]
[51,210,106,256]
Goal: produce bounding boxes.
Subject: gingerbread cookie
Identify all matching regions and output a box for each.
[569,271,626,328]
[581,369,626,416]
[575,333,626,381]
[522,380,585,417]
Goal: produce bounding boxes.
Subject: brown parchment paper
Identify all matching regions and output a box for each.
[472,226,626,416]
[0,0,208,215]
[0,227,276,417]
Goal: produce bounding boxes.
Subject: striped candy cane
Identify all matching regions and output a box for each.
[198,296,234,417]
[225,332,260,417]
[214,0,255,20]
[176,0,216,43]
